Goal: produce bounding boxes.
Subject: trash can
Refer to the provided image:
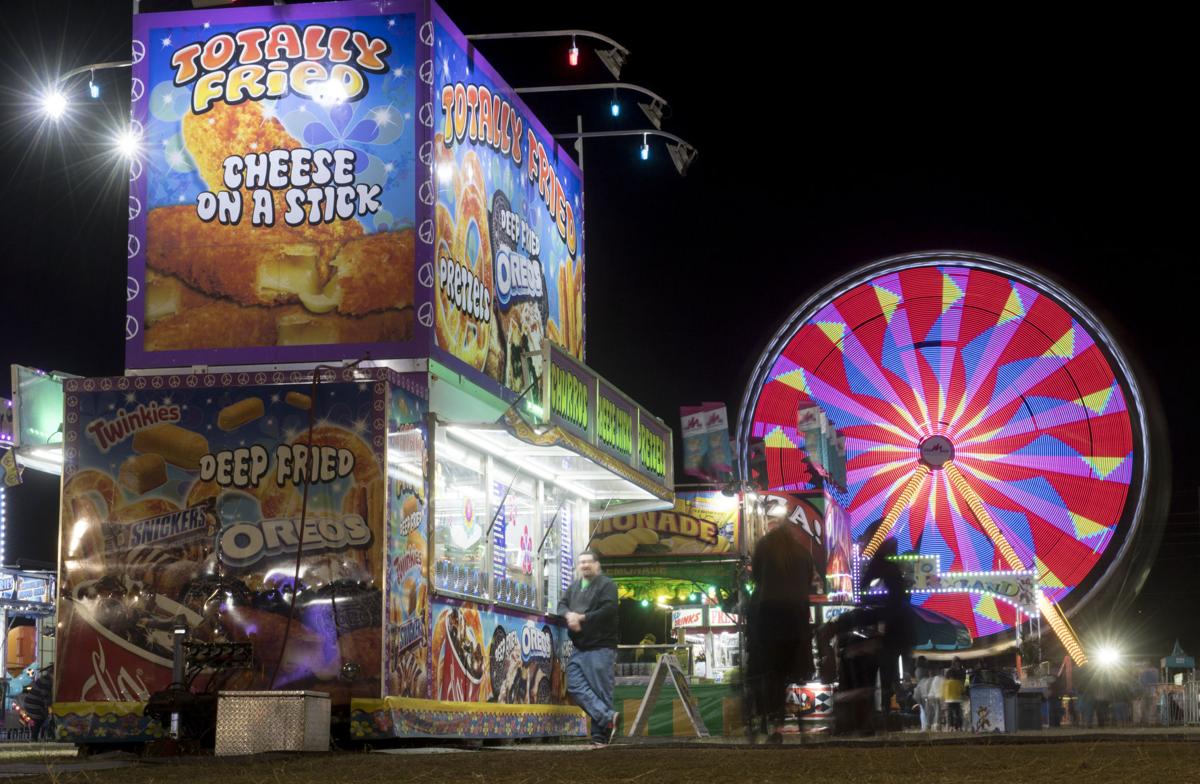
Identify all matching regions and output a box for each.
[1017,691,1042,730]
[970,685,1006,732]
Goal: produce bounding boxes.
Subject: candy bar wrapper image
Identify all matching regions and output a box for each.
[430,599,571,706]
[432,12,586,396]
[129,4,420,363]
[57,375,387,705]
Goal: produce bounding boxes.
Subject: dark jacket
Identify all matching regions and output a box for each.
[556,573,619,650]
[749,524,813,642]
[24,669,53,722]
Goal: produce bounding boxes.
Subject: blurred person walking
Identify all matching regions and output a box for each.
[944,657,966,731]
[746,519,814,743]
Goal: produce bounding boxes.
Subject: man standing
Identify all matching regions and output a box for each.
[558,550,620,746]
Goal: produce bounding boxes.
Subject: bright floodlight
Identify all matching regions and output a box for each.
[42,90,68,120]
[314,80,347,106]
[115,128,141,159]
[436,160,454,184]
[1096,645,1120,667]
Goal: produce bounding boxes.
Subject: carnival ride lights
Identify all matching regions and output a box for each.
[741,253,1148,667]
[0,485,7,565]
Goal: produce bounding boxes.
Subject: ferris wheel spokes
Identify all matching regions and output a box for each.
[944,460,1088,665]
[861,464,930,560]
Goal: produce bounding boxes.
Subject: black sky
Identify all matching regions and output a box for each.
[0,1,1195,654]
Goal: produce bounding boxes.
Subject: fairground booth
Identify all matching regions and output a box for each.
[44,0,677,746]
[592,468,847,737]
[2,384,60,734]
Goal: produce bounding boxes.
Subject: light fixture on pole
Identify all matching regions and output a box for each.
[115,126,142,159]
[596,47,628,80]
[515,83,669,121]
[37,59,131,120]
[41,90,68,121]
[553,129,698,177]
[638,99,665,130]
[466,29,630,77]
[666,141,698,177]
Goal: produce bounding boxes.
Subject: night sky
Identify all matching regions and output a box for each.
[0,2,1195,656]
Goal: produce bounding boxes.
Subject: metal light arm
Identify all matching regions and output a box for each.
[553,129,692,146]
[553,129,698,176]
[466,29,629,55]
[58,60,132,84]
[516,82,666,105]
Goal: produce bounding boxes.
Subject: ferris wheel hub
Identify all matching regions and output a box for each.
[918,434,954,469]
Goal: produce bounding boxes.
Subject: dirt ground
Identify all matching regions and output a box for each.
[4,739,1200,784]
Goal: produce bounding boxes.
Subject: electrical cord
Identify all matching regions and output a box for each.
[268,358,367,690]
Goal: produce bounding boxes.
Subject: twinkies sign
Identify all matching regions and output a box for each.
[128,1,420,369]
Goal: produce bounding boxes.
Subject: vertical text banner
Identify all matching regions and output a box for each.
[432,5,586,398]
[129,1,420,368]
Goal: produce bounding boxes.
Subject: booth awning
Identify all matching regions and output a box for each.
[446,413,673,504]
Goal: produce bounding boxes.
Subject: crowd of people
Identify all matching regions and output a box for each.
[901,657,967,731]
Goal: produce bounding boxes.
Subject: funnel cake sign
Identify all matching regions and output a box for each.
[128,1,420,368]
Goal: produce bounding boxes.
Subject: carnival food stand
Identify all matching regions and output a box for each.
[51,0,674,745]
[593,489,748,736]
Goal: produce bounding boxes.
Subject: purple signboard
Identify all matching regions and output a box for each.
[595,379,636,466]
[637,412,671,486]
[430,4,586,404]
[127,0,425,369]
[540,343,595,444]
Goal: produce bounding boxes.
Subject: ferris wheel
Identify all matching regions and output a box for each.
[739,252,1152,662]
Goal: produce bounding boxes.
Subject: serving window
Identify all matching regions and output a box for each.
[432,429,489,600]
[490,461,540,611]
[431,423,592,613]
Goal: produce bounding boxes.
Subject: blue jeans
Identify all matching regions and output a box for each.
[567,647,616,740]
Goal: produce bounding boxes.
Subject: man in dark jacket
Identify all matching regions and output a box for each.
[557,550,620,745]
